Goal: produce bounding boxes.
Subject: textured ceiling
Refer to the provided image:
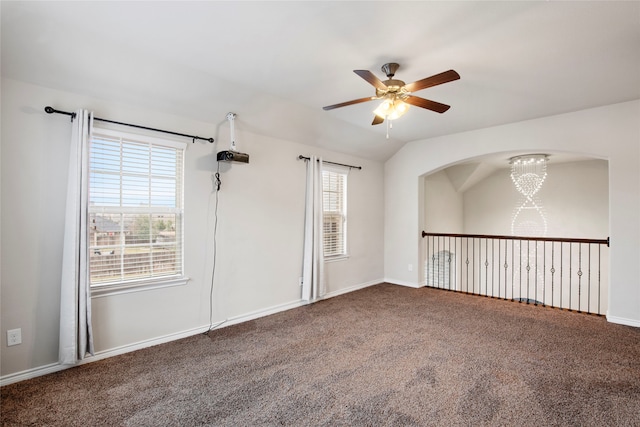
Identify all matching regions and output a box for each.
[2,1,639,161]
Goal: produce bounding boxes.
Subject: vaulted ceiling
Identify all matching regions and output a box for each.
[2,1,639,161]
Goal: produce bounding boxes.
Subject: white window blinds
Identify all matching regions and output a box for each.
[88,129,185,287]
[322,168,347,257]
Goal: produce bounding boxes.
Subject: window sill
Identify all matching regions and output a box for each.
[325,254,349,263]
[91,276,189,298]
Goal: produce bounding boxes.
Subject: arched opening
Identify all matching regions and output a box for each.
[421,151,609,314]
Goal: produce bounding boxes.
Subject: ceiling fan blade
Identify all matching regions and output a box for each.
[354,70,388,90]
[404,69,460,93]
[372,115,384,125]
[405,95,451,113]
[323,96,375,111]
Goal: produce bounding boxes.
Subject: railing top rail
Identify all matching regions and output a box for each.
[421,231,609,246]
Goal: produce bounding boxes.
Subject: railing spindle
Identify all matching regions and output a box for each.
[551,242,556,308]
[560,243,564,309]
[511,239,515,301]
[578,243,582,312]
[569,243,573,310]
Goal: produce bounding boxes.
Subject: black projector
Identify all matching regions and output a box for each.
[217,150,249,163]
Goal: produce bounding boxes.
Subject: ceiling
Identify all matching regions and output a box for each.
[2,1,639,162]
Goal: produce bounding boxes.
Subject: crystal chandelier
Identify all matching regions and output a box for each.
[510,154,548,303]
[510,154,548,237]
[510,154,548,198]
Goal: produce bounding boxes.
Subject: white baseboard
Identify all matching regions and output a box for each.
[383,278,422,289]
[221,299,307,328]
[0,279,385,386]
[90,325,212,360]
[221,278,383,327]
[0,362,68,387]
[323,278,383,300]
[606,314,640,328]
[0,325,210,387]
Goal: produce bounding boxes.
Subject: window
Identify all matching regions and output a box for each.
[88,128,186,295]
[322,166,347,258]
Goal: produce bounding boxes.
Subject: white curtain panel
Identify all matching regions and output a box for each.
[59,109,95,364]
[302,156,326,302]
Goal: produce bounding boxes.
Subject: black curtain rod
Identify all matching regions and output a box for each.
[298,155,362,170]
[44,106,214,143]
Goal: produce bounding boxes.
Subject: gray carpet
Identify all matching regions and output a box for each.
[2,283,640,426]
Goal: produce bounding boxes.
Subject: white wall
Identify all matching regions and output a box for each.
[462,160,609,238]
[385,100,640,326]
[0,78,385,380]
[424,170,464,234]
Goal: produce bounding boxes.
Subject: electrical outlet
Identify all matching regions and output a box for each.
[408,264,413,272]
[7,328,22,346]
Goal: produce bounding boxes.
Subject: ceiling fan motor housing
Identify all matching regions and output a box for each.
[379,63,406,97]
[381,62,400,78]
[376,79,407,99]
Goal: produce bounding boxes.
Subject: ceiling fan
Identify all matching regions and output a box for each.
[323,63,460,125]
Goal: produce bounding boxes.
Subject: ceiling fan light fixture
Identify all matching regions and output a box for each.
[392,100,409,117]
[373,98,409,120]
[373,100,391,117]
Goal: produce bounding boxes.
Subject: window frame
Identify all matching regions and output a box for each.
[322,164,348,260]
[88,127,188,297]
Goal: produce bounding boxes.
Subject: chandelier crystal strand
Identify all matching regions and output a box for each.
[509,154,549,303]
[510,154,548,236]
[510,155,548,234]
[510,154,547,198]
